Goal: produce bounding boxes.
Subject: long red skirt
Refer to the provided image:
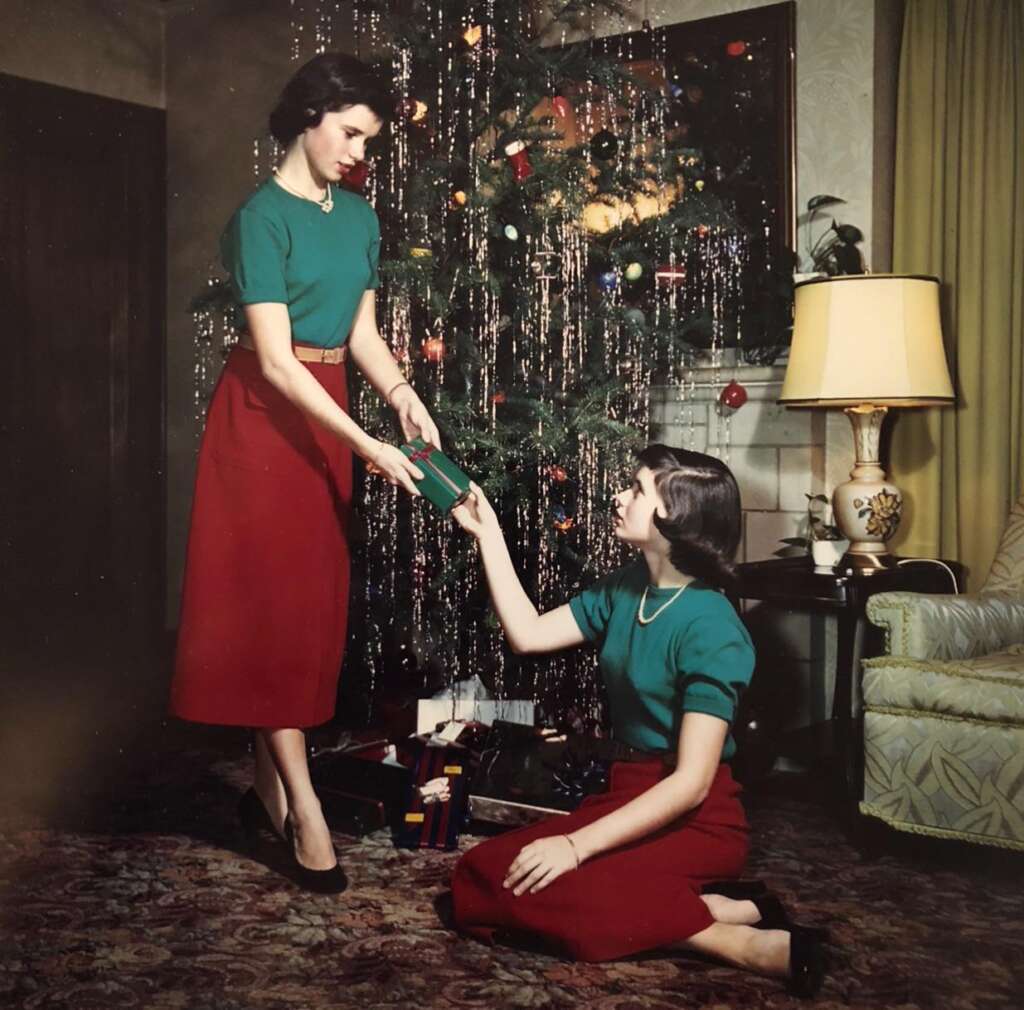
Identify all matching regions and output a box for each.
[452,761,748,962]
[169,347,353,728]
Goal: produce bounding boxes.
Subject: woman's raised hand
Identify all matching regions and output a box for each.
[451,482,501,541]
[389,384,442,449]
[365,441,423,496]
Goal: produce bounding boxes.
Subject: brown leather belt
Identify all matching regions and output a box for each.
[237,332,347,365]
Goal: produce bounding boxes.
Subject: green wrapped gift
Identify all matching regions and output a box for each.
[400,437,472,512]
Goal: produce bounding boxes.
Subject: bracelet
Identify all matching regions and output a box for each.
[563,834,580,870]
[385,380,413,405]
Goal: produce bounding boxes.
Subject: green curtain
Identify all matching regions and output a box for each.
[890,0,1024,590]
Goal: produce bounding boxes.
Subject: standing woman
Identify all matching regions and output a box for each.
[450,446,826,996]
[170,53,439,894]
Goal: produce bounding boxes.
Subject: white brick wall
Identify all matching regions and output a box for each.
[651,362,846,732]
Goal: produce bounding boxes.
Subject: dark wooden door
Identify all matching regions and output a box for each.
[0,74,166,651]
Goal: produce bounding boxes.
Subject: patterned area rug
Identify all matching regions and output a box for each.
[2,745,1023,1010]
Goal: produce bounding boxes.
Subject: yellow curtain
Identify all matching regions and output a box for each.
[891,0,1024,590]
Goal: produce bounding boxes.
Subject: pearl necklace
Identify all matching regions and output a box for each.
[272,168,333,214]
[637,583,688,625]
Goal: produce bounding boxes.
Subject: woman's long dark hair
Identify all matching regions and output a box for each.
[269,52,394,146]
[636,444,742,590]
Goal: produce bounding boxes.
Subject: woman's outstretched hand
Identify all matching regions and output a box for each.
[364,441,423,496]
[451,482,501,541]
[503,834,580,896]
[390,384,442,449]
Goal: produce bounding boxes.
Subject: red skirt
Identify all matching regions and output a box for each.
[169,347,353,728]
[452,761,748,962]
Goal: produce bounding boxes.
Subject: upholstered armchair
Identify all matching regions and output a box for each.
[860,496,1024,849]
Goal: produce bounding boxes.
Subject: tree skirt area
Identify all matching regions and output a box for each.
[2,747,1022,1010]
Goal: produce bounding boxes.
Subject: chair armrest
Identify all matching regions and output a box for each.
[866,591,1024,660]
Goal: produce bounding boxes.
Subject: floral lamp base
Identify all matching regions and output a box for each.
[832,405,903,572]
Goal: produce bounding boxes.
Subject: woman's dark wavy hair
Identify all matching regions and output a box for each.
[636,444,742,590]
[269,52,394,147]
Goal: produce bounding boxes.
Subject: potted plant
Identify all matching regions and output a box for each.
[779,493,850,568]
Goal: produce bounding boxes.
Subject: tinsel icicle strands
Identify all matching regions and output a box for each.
[232,0,752,730]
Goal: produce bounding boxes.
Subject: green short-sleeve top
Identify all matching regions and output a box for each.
[220,178,381,349]
[568,559,754,760]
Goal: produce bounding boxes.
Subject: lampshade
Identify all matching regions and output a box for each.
[779,274,955,406]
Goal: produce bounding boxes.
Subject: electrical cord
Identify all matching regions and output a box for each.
[896,557,960,594]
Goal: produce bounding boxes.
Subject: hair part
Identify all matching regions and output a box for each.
[635,444,742,590]
[269,52,394,147]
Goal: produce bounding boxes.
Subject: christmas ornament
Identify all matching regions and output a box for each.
[504,140,533,182]
[463,25,482,47]
[530,250,560,279]
[452,189,467,206]
[655,264,687,287]
[552,96,571,118]
[546,465,568,482]
[341,160,369,191]
[719,380,749,410]
[696,224,709,238]
[491,391,507,404]
[596,270,618,293]
[503,224,519,241]
[401,98,429,124]
[589,128,619,160]
[624,307,646,326]
[552,506,575,532]
[726,40,747,57]
[695,179,705,192]
[421,337,445,363]
[624,261,643,282]
[409,246,433,258]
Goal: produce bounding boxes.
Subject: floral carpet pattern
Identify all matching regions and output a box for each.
[2,749,1023,1010]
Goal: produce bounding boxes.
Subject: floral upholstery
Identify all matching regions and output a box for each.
[861,495,1024,850]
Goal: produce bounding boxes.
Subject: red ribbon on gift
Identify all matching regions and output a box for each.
[408,446,433,464]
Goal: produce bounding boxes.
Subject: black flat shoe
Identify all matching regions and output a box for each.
[283,819,348,895]
[700,879,768,900]
[752,895,830,942]
[238,788,286,849]
[787,925,827,998]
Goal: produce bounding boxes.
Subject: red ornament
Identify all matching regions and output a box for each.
[340,160,369,191]
[719,380,749,410]
[552,96,571,119]
[491,390,507,404]
[504,140,533,182]
[546,465,568,482]
[421,337,445,363]
[726,40,747,57]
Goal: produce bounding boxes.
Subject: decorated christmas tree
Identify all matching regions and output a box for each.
[193,0,792,730]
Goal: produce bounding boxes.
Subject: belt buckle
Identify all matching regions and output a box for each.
[321,347,329,364]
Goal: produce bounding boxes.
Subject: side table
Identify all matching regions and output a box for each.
[731,554,963,814]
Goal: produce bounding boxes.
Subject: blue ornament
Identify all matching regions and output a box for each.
[596,270,618,292]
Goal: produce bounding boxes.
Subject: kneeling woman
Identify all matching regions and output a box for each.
[450,445,825,996]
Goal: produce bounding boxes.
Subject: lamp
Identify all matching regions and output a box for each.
[779,274,955,572]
